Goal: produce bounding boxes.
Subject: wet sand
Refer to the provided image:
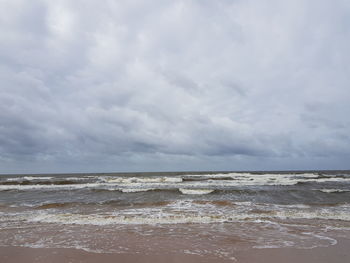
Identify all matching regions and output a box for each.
[1,238,349,263]
[236,238,350,263]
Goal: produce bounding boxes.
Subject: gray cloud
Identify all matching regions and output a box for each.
[1,0,350,173]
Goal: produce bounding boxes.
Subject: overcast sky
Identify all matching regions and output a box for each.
[1,0,350,174]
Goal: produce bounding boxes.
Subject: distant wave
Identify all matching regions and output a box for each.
[5,176,54,181]
[0,180,82,186]
[1,172,350,197]
[1,173,350,192]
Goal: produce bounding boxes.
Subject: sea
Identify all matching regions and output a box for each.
[1,171,350,260]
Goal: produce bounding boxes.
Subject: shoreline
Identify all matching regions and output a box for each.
[1,238,349,263]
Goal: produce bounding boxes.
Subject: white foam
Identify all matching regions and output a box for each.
[300,178,350,183]
[179,189,214,195]
[24,176,54,180]
[2,200,350,227]
[6,176,54,181]
[26,212,241,225]
[121,188,154,193]
[315,189,350,193]
[273,210,350,221]
[182,173,327,187]
[104,177,182,183]
[301,232,338,246]
[183,172,318,180]
[253,240,295,249]
[21,209,350,225]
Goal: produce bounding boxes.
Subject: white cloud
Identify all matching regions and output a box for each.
[1,0,350,173]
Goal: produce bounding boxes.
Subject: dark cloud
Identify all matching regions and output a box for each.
[1,0,350,173]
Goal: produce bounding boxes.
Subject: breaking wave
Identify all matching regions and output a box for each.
[2,201,350,226]
[1,172,350,192]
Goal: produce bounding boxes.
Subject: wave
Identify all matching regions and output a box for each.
[1,172,350,192]
[10,209,350,226]
[5,198,347,211]
[1,180,350,192]
[2,200,350,227]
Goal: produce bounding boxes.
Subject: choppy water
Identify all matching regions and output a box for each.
[1,171,350,260]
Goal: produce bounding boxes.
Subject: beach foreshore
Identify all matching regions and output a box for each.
[1,238,349,263]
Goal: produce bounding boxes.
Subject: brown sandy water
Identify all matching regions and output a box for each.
[1,238,350,263]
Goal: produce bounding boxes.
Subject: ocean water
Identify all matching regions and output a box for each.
[0,171,350,260]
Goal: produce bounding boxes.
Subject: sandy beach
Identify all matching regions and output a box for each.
[1,238,349,263]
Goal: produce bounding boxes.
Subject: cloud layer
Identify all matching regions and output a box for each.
[1,0,350,173]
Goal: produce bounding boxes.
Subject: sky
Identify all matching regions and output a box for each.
[1,0,350,174]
